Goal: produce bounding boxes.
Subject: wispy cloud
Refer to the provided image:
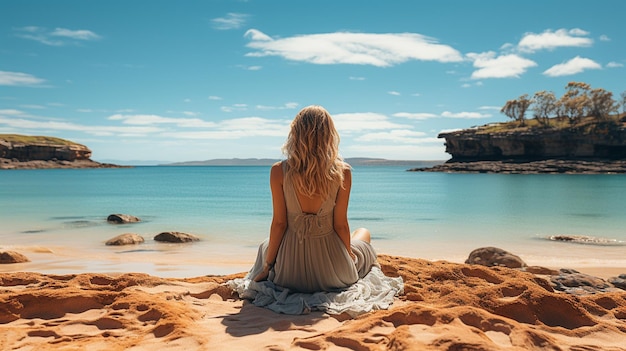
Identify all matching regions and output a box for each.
[0,70,46,86]
[393,112,438,120]
[388,91,401,96]
[244,29,463,67]
[108,114,216,128]
[543,56,602,77]
[606,61,623,68]
[255,102,299,110]
[356,130,428,144]
[14,26,101,46]
[211,13,249,30]
[467,52,537,79]
[441,111,491,119]
[208,96,223,100]
[332,112,411,132]
[517,28,592,53]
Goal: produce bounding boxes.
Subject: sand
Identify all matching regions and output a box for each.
[1,254,626,351]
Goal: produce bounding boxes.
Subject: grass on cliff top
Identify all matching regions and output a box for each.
[475,114,624,134]
[0,134,81,146]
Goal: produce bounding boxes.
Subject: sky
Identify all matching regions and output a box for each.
[1,0,625,164]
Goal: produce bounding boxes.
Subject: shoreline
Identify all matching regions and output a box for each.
[410,159,626,174]
[2,240,625,281]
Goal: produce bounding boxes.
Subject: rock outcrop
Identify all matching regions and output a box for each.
[0,134,127,169]
[0,135,92,161]
[439,121,626,161]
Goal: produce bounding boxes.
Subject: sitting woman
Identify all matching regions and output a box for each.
[229,105,403,316]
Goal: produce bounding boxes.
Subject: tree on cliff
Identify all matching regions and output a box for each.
[532,91,558,126]
[501,94,531,126]
[560,82,591,123]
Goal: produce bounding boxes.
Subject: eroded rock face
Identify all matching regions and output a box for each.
[154,232,200,243]
[0,139,92,162]
[105,233,145,246]
[465,247,527,269]
[439,125,626,161]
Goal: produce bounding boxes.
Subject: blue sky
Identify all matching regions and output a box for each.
[1,0,625,163]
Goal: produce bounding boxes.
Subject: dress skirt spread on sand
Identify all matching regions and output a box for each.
[228,165,403,316]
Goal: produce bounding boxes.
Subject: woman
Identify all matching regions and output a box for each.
[229,105,402,314]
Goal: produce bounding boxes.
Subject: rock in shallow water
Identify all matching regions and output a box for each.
[107,214,141,224]
[154,231,200,243]
[105,233,145,246]
[0,251,30,264]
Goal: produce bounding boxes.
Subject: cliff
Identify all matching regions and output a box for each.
[0,134,125,169]
[440,118,626,161]
[412,116,626,174]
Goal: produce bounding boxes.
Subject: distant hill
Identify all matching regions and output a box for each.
[165,157,445,168]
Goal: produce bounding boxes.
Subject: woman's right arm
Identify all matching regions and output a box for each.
[254,162,288,281]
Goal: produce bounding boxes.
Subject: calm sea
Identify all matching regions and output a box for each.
[1,165,625,277]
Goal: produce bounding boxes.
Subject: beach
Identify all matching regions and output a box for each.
[2,253,626,351]
[2,167,626,349]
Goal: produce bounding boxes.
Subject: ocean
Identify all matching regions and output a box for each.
[1,165,625,277]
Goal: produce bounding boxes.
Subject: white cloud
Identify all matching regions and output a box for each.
[479,106,501,111]
[388,91,401,96]
[0,115,161,136]
[349,76,366,81]
[467,52,537,79]
[441,111,491,119]
[332,112,411,132]
[0,71,46,86]
[108,114,216,128]
[50,28,101,40]
[392,112,438,120]
[14,26,101,46]
[211,13,249,30]
[255,102,299,110]
[518,28,592,53]
[356,129,428,144]
[543,56,602,77]
[606,61,623,68]
[208,96,223,100]
[244,29,463,67]
[160,117,290,139]
[221,104,248,112]
[599,34,610,42]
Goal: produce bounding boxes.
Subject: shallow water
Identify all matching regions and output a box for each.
[1,166,625,277]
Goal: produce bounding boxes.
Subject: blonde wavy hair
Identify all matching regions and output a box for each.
[282,105,347,199]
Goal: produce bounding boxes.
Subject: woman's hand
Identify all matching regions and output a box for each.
[253,262,272,282]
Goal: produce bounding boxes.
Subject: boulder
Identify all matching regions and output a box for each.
[550,268,618,295]
[154,231,200,243]
[106,233,145,246]
[107,214,141,224]
[465,247,527,268]
[608,274,626,290]
[0,251,30,264]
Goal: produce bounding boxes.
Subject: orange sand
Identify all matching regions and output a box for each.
[1,255,625,350]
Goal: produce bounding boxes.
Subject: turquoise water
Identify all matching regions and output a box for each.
[1,166,625,277]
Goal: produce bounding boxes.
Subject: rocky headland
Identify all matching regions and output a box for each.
[0,134,126,169]
[411,115,626,174]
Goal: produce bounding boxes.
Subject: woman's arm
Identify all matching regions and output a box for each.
[333,168,354,258]
[254,162,288,281]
